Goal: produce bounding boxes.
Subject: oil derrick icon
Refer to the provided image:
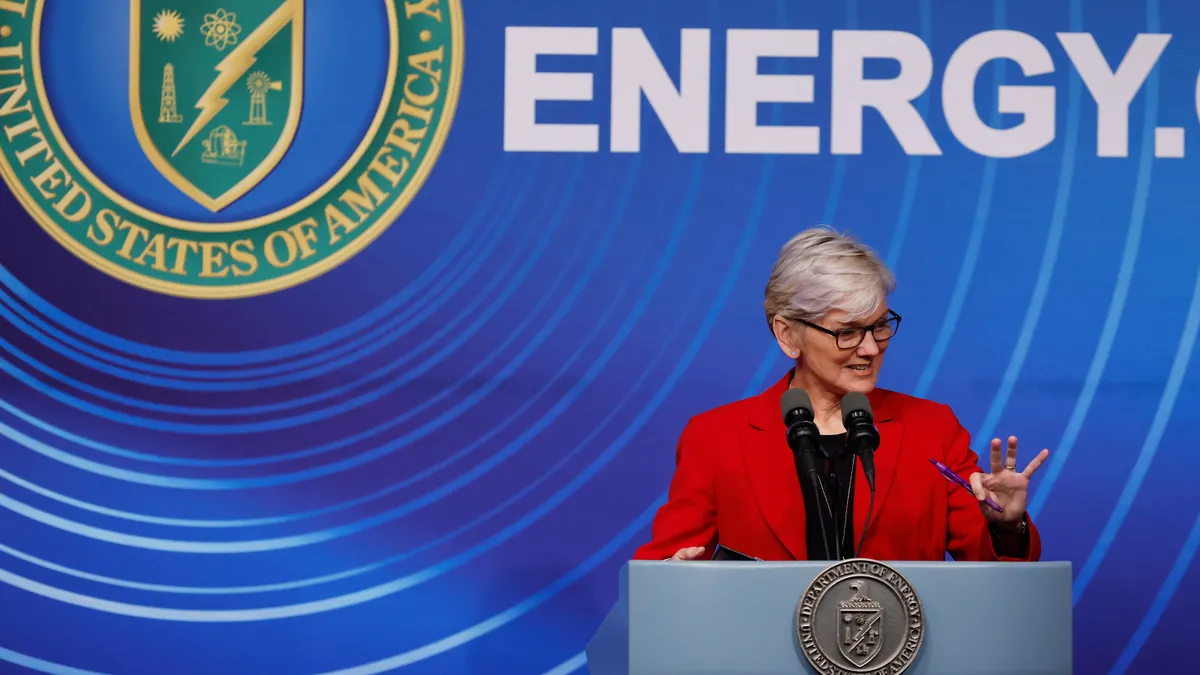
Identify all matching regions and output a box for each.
[159,63,183,124]
[244,71,282,126]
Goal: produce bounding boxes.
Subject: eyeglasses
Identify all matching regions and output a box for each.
[794,310,902,349]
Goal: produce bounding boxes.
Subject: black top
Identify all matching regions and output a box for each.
[799,433,857,560]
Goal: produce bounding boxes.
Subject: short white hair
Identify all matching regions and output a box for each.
[764,226,896,328]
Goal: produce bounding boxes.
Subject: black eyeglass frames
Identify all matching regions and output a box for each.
[794,310,902,349]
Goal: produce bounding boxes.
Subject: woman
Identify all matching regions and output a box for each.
[633,227,1049,562]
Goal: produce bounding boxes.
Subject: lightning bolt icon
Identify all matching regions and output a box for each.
[172,0,302,157]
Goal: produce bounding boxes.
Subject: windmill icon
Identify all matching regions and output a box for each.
[244,71,282,126]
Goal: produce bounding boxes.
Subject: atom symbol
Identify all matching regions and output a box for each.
[200,8,241,51]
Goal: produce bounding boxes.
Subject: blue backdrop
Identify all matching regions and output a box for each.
[0,0,1195,672]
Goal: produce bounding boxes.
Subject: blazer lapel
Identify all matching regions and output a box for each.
[743,373,809,560]
[853,389,904,554]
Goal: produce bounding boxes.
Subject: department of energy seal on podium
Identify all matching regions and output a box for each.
[796,559,925,674]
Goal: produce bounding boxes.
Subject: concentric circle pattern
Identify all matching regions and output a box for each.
[0,0,1196,673]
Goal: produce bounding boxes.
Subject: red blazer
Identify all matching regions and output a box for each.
[633,372,1041,562]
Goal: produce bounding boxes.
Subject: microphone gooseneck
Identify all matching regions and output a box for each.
[780,388,832,561]
[841,391,881,557]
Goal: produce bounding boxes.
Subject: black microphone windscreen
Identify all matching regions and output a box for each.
[841,391,872,424]
[780,388,813,421]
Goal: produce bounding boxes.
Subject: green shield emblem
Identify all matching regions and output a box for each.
[130,0,303,212]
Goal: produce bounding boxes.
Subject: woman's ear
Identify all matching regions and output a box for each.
[771,314,800,359]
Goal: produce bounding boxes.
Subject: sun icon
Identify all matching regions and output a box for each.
[153,9,184,43]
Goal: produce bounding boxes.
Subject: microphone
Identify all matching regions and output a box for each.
[780,388,832,560]
[842,391,880,558]
[841,391,880,491]
[781,388,820,460]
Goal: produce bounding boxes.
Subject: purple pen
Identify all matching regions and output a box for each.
[928,458,1004,513]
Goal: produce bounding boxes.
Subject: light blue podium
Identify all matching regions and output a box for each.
[587,560,1072,675]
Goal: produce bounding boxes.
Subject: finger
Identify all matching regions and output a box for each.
[1005,436,1019,470]
[969,472,988,501]
[1023,449,1050,478]
[989,438,1003,474]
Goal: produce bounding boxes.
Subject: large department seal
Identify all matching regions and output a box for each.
[796,559,925,675]
[0,0,462,298]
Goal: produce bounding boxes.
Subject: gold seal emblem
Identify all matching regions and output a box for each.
[796,559,925,674]
[0,0,463,298]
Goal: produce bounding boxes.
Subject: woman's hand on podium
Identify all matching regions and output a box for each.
[669,546,706,561]
[969,435,1049,529]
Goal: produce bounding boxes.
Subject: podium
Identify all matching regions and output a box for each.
[587,560,1072,675]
